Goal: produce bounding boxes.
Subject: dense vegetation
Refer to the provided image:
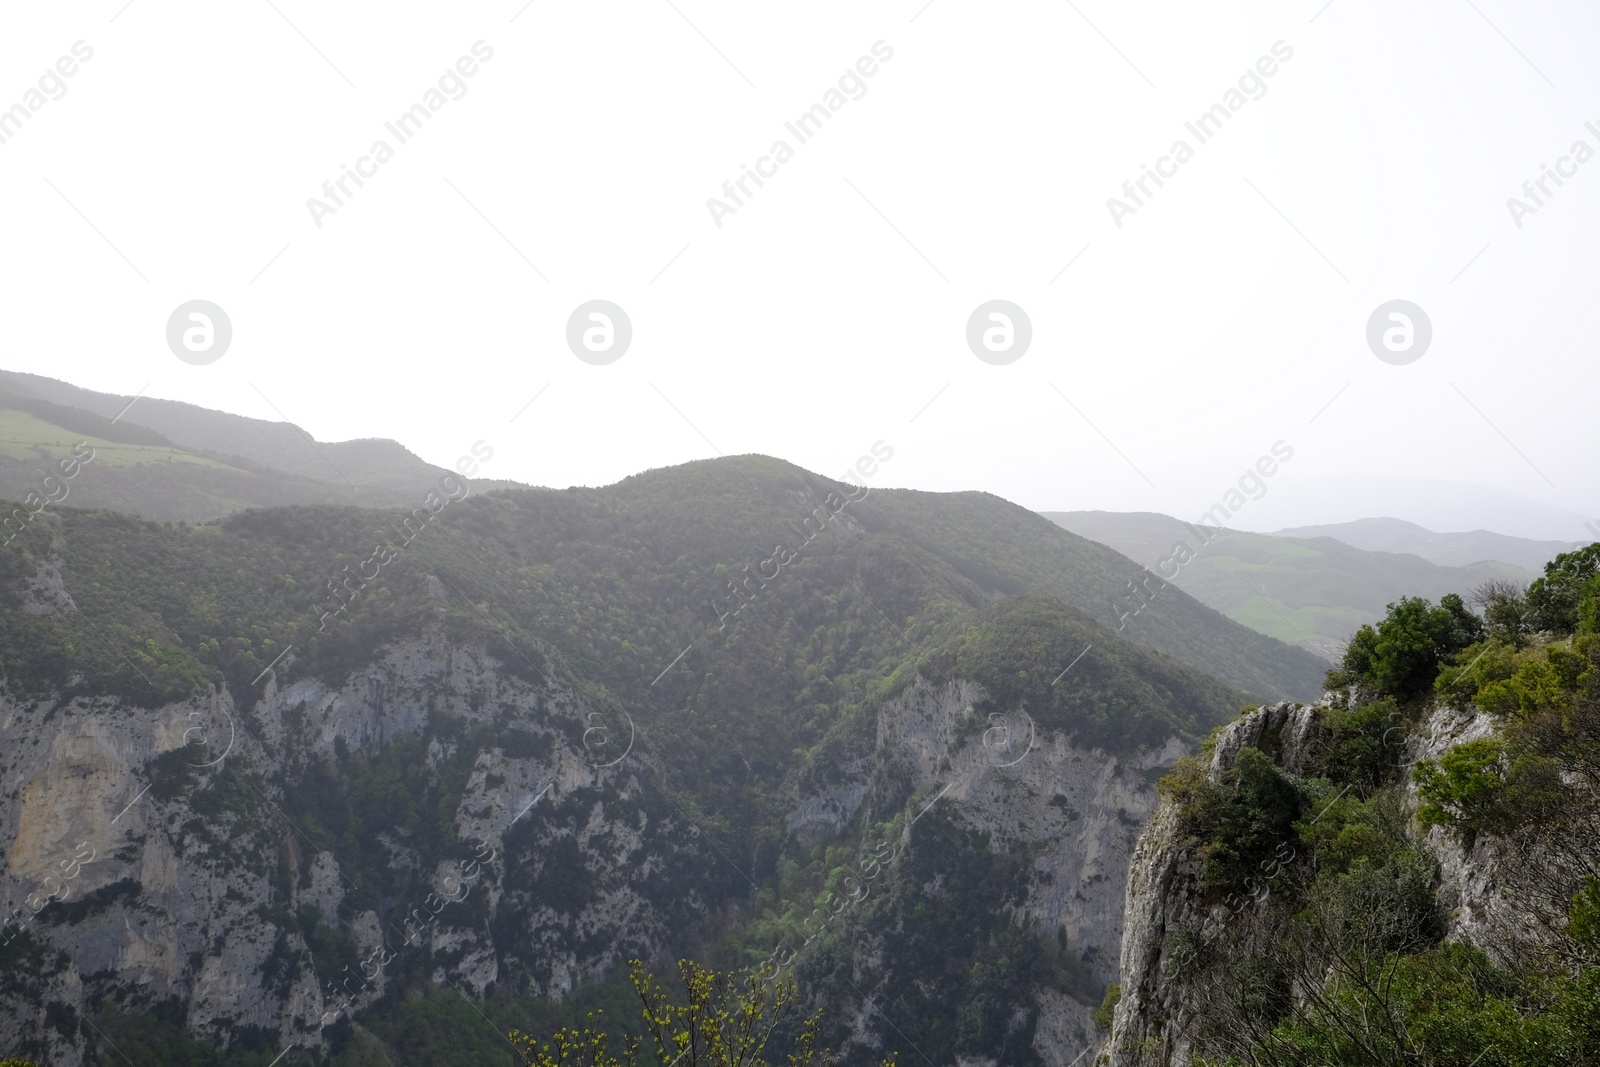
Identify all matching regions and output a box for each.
[0,453,1281,1065]
[508,960,897,1066]
[1146,544,1600,1065]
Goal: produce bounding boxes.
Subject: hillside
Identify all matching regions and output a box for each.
[0,370,523,521]
[0,456,1284,1066]
[1,452,1326,707]
[1044,510,1534,661]
[1275,516,1581,571]
[0,372,1325,702]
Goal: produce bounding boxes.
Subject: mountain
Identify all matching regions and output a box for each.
[1273,516,1584,572]
[0,369,524,521]
[1044,511,1535,660]
[0,452,1326,1066]
[0,396,1329,704]
[1227,472,1593,543]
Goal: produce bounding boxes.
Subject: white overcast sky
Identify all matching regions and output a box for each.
[3,0,1598,539]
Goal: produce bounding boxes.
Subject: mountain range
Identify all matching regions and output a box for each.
[0,372,1340,1066]
[1044,511,1559,660]
[3,370,1583,1066]
[1273,516,1583,571]
[0,369,524,521]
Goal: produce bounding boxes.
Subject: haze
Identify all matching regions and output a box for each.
[2,0,1597,538]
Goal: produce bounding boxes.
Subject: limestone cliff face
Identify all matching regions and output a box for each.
[805,678,1189,1067]
[1101,697,1513,1067]
[1100,701,1314,1067]
[0,630,690,1066]
[1,648,1198,1066]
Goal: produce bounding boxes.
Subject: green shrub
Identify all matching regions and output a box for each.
[1473,579,1532,645]
[1175,747,1306,895]
[1260,943,1600,1067]
[1527,544,1600,633]
[1315,848,1442,956]
[1094,983,1121,1030]
[1314,697,1407,794]
[1436,636,1598,717]
[1414,738,1508,844]
[1296,787,1409,879]
[1434,639,1520,707]
[1570,877,1600,952]
[1331,595,1482,700]
[1580,573,1600,634]
[1480,650,1581,718]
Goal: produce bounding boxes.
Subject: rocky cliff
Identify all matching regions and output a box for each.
[816,677,1187,1066]
[1,628,692,1064]
[1,624,1198,1066]
[1101,696,1521,1067]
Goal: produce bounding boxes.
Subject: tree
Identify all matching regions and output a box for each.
[1171,746,1307,895]
[1470,580,1529,645]
[509,960,898,1067]
[1337,596,1486,699]
[1527,544,1600,634]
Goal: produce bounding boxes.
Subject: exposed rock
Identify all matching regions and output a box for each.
[0,628,669,1064]
[841,677,1191,1067]
[20,554,75,617]
[1102,699,1527,1067]
[2,640,1204,1067]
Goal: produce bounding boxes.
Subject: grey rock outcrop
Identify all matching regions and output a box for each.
[2,644,1206,1067]
[1102,698,1518,1067]
[822,678,1191,1067]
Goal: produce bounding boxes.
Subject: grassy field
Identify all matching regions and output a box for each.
[1230,594,1363,661]
[0,409,238,470]
[1046,510,1533,661]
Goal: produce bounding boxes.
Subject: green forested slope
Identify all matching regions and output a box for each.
[0,371,518,521]
[0,455,1275,846]
[0,456,1275,1066]
[0,370,448,495]
[1,456,1323,710]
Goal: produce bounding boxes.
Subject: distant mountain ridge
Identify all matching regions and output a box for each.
[1043,510,1541,660]
[1273,516,1581,571]
[0,369,1326,702]
[0,368,524,520]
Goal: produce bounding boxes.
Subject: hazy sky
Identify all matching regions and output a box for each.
[3,1,1597,539]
